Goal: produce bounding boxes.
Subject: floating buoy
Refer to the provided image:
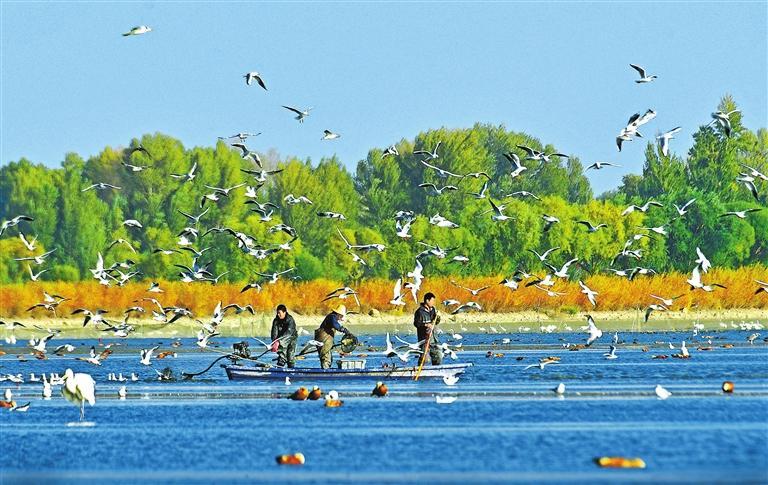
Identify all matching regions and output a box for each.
[722,381,735,393]
[276,453,305,465]
[325,390,342,407]
[289,387,309,401]
[721,344,734,349]
[308,386,323,400]
[652,355,668,360]
[0,400,15,409]
[595,456,646,468]
[372,381,388,397]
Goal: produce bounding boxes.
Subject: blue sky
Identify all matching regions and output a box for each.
[2,1,766,192]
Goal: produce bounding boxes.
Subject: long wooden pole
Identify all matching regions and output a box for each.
[413,327,432,381]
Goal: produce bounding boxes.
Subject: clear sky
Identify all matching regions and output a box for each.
[1,1,766,193]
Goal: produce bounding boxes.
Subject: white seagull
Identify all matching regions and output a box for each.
[656,126,682,156]
[390,278,405,306]
[585,315,602,346]
[123,26,152,36]
[655,384,672,400]
[673,198,696,217]
[629,64,657,83]
[282,105,312,123]
[578,280,598,306]
[321,130,340,140]
[140,346,158,366]
[243,72,267,90]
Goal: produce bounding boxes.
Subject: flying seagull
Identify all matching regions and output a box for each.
[740,164,768,182]
[414,141,441,160]
[576,220,607,233]
[657,127,682,156]
[219,132,261,143]
[0,215,34,237]
[578,281,598,306]
[282,105,312,123]
[170,162,197,183]
[503,152,527,178]
[585,315,603,346]
[382,145,399,157]
[123,26,152,36]
[82,182,121,192]
[616,109,656,151]
[686,265,726,292]
[719,208,762,219]
[486,199,511,222]
[419,183,458,196]
[321,130,340,140]
[708,110,740,137]
[243,72,267,90]
[673,198,696,217]
[586,162,621,171]
[629,64,657,83]
[528,246,560,262]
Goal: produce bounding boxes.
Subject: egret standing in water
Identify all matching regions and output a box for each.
[61,369,95,421]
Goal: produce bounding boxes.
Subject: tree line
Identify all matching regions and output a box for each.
[0,96,765,285]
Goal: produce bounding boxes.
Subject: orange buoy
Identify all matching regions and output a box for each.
[289,387,309,401]
[324,390,343,407]
[595,456,646,468]
[157,351,176,359]
[276,453,305,465]
[372,381,388,397]
[308,386,323,400]
[722,381,735,393]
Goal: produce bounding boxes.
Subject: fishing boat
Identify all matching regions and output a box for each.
[223,361,472,381]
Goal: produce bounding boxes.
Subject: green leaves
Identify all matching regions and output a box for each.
[0,98,765,285]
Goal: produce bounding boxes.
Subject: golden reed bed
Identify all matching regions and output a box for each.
[1,267,766,318]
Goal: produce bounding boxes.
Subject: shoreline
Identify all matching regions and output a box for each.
[2,308,764,339]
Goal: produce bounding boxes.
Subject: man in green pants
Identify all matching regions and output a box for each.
[314,304,355,369]
[271,304,298,368]
[413,292,442,365]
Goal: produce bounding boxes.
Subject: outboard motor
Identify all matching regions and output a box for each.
[231,341,251,361]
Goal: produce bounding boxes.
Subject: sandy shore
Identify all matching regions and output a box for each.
[2,308,764,339]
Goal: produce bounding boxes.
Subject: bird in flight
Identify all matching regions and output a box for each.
[282,105,312,123]
[243,72,267,90]
[123,26,152,37]
[629,64,657,83]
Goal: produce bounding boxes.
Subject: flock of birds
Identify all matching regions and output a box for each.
[1,25,767,420]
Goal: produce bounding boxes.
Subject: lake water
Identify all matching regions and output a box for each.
[1,330,767,483]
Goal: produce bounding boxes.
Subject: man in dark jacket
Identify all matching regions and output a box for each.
[413,292,442,365]
[271,304,298,368]
[314,304,355,369]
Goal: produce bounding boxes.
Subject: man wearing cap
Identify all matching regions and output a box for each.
[413,292,443,365]
[271,304,298,368]
[314,304,355,369]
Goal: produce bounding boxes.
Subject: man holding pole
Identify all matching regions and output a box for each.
[414,292,442,366]
[271,304,298,368]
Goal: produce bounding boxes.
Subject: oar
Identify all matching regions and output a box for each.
[413,328,433,381]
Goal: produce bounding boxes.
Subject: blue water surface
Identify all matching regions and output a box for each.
[1,331,767,484]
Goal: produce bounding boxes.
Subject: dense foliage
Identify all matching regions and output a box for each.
[1,96,765,285]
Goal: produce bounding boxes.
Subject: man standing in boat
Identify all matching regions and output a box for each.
[414,292,443,365]
[271,304,298,368]
[315,304,356,369]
